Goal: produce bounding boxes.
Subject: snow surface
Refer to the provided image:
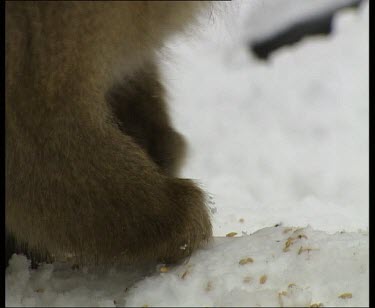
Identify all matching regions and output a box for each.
[6,227,369,307]
[6,1,369,307]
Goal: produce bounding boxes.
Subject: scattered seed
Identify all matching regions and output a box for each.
[288,283,296,288]
[239,257,254,265]
[239,218,245,223]
[226,232,237,237]
[259,275,267,284]
[338,293,352,299]
[310,303,323,307]
[35,288,44,293]
[159,266,169,273]
[283,237,295,252]
[278,290,287,307]
[298,246,318,255]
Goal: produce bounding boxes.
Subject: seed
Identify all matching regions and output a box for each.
[338,293,352,299]
[239,257,254,265]
[159,266,169,273]
[226,232,237,237]
[259,275,267,284]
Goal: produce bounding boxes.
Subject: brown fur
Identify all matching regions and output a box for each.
[6,1,212,266]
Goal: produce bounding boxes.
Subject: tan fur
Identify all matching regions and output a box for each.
[6,1,212,266]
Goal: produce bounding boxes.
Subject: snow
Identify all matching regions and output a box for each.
[124,227,368,307]
[162,0,369,236]
[7,227,369,307]
[6,1,369,307]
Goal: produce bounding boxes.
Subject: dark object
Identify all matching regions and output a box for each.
[251,0,363,60]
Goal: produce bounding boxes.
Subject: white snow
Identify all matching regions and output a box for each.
[6,1,369,307]
[162,0,369,236]
[6,227,369,307]
[124,227,368,307]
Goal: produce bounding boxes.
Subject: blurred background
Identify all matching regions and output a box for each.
[160,0,369,236]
